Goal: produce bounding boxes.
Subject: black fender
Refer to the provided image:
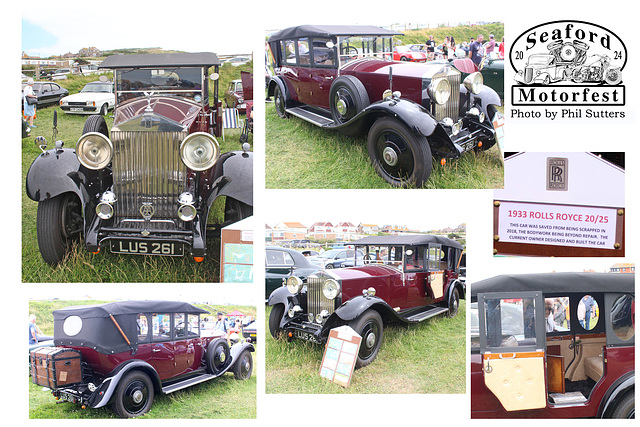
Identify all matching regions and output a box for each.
[25,147,106,204]
[88,359,160,409]
[267,284,295,308]
[467,85,502,118]
[228,342,255,370]
[599,371,634,417]
[448,279,466,302]
[267,76,292,105]
[333,97,439,139]
[324,295,410,333]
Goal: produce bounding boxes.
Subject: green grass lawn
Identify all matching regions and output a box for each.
[22,84,251,283]
[265,102,504,189]
[28,300,257,419]
[264,302,466,394]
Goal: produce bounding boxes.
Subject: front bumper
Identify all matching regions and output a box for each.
[60,105,101,114]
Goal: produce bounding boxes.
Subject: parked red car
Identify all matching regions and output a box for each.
[471,272,634,418]
[31,301,255,418]
[268,234,465,368]
[393,45,427,62]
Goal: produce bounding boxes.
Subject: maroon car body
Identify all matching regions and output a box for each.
[471,273,634,419]
[267,25,502,188]
[35,301,254,418]
[268,235,465,368]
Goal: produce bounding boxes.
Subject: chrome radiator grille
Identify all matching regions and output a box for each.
[433,70,461,121]
[524,67,534,84]
[111,130,188,226]
[306,276,336,317]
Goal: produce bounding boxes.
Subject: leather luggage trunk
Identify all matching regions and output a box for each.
[30,347,82,389]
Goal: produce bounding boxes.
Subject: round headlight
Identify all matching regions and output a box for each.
[427,78,451,105]
[76,132,113,170]
[286,276,303,295]
[180,132,220,171]
[322,279,341,300]
[463,72,483,94]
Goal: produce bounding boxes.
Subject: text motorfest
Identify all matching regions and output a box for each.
[509,21,627,112]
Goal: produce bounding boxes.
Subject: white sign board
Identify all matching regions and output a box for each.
[497,201,618,249]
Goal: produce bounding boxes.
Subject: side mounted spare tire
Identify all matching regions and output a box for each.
[329,75,370,126]
[205,338,231,375]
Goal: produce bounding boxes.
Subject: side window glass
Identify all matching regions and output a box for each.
[188,314,200,337]
[578,295,599,331]
[174,313,186,339]
[405,247,425,271]
[484,297,538,348]
[611,295,634,341]
[152,313,171,341]
[544,297,570,333]
[298,38,310,65]
[136,313,149,342]
[282,40,296,64]
[312,38,336,66]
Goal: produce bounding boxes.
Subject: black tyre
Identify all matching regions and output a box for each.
[447,287,460,318]
[367,117,432,188]
[268,304,285,339]
[273,85,289,119]
[400,56,409,61]
[36,193,83,265]
[232,349,253,380]
[325,264,334,269]
[223,197,253,226]
[348,309,383,369]
[611,390,634,418]
[99,103,108,116]
[206,338,231,375]
[83,114,109,136]
[112,371,154,418]
[329,75,369,125]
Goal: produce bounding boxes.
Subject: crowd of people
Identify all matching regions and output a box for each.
[420,33,504,66]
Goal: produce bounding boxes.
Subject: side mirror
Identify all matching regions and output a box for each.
[53,110,58,128]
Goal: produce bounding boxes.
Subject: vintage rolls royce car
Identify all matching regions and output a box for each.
[471,272,634,418]
[30,301,255,418]
[267,25,503,188]
[268,235,465,368]
[26,52,253,265]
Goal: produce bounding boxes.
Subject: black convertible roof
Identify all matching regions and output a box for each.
[53,300,208,319]
[99,52,220,69]
[471,272,634,297]
[352,235,463,249]
[268,25,403,42]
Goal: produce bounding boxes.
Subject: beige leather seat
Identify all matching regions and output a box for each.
[584,355,604,381]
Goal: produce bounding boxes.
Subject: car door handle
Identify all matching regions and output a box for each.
[325,76,334,80]
[152,349,161,353]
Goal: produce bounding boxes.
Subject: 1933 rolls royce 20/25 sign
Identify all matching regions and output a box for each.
[26,52,253,265]
[268,235,465,368]
[30,301,255,418]
[267,25,503,188]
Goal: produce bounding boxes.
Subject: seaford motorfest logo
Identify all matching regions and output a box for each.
[510,20,627,120]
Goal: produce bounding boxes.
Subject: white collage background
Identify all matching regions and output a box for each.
[7,0,637,425]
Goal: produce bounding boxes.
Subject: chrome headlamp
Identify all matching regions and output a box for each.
[96,191,117,220]
[316,310,329,324]
[76,132,113,170]
[177,192,196,222]
[467,107,485,123]
[322,279,341,300]
[427,78,451,105]
[180,132,220,171]
[463,72,483,94]
[286,276,303,295]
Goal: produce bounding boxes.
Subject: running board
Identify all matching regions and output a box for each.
[286,106,334,127]
[401,306,449,322]
[162,373,216,394]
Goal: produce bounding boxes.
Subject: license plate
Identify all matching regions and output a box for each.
[59,391,76,403]
[292,329,320,344]
[110,239,185,256]
[70,107,84,112]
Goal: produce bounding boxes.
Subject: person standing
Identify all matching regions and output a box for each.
[214,312,228,333]
[425,35,435,60]
[485,34,496,56]
[469,34,485,68]
[23,78,37,128]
